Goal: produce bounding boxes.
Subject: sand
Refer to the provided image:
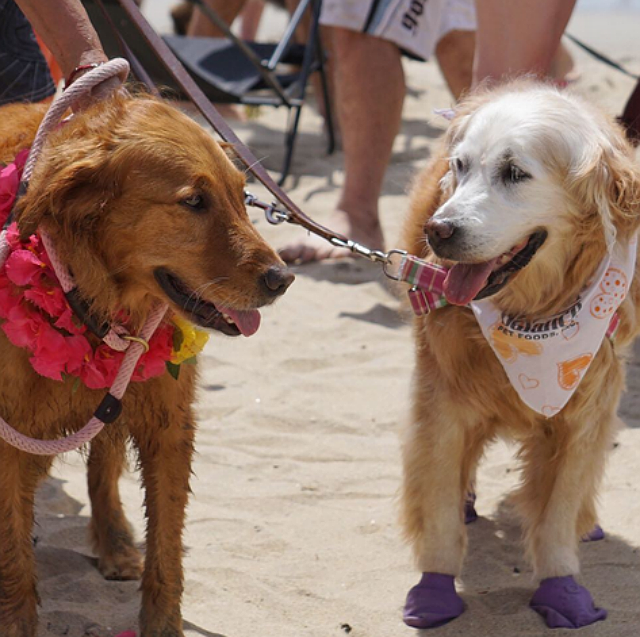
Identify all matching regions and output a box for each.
[33,3,640,636]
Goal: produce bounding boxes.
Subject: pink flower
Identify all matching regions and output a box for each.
[81,344,122,389]
[65,335,93,376]
[24,284,67,318]
[0,163,20,226]
[5,249,47,286]
[54,305,86,335]
[30,322,69,381]
[13,148,29,173]
[1,303,40,349]
[0,149,28,225]
[132,324,173,381]
[5,222,21,251]
[0,276,21,318]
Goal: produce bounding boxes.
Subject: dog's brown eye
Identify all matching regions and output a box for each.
[504,163,530,185]
[182,193,206,212]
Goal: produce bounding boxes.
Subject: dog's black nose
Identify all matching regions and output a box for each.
[261,266,295,297]
[424,218,457,252]
[425,218,455,241]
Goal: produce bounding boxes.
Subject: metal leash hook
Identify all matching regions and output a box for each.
[244,191,290,225]
[244,189,410,276]
[328,236,389,263]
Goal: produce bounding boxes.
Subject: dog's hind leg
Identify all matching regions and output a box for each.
[88,427,143,581]
[517,414,613,629]
[0,446,50,636]
[131,401,196,637]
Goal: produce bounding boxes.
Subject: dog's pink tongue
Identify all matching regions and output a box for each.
[443,259,498,306]
[219,306,261,337]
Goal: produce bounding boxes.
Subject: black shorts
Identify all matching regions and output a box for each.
[0,0,55,105]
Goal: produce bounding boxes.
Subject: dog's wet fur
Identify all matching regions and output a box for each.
[0,93,292,636]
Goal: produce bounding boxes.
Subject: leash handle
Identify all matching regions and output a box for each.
[23,58,130,183]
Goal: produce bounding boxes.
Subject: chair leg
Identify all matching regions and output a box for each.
[280,103,303,185]
[316,37,336,156]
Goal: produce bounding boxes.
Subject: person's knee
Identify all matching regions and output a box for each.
[332,26,399,58]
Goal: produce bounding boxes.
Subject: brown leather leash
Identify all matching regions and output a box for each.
[109,0,347,246]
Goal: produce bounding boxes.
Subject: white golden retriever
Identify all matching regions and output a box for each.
[400,81,640,629]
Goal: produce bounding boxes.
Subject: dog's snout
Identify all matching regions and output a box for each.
[261,266,295,297]
[424,218,458,253]
[425,218,455,242]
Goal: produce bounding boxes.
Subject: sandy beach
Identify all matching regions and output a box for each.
[34,2,640,636]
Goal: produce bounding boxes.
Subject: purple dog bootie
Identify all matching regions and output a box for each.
[403,572,464,629]
[581,524,605,542]
[530,575,607,628]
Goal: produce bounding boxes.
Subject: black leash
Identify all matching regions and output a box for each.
[565,33,639,81]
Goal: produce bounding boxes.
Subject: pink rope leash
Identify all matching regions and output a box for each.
[25,60,133,352]
[0,59,170,455]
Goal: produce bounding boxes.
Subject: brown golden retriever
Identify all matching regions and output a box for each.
[0,94,292,636]
[400,82,640,629]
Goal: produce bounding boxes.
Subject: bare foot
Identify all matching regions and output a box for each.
[278,208,384,264]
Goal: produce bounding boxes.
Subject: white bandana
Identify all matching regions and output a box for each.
[470,237,637,418]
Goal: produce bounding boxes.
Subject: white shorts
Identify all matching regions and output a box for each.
[320,0,477,61]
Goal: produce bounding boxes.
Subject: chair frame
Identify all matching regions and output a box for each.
[86,0,335,184]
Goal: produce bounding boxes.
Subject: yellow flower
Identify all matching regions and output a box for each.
[171,315,210,365]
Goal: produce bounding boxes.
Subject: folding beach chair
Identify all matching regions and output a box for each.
[82,0,335,183]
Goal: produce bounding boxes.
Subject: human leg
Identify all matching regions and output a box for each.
[435,29,475,99]
[240,0,266,40]
[279,27,404,263]
[186,0,247,38]
[473,0,577,85]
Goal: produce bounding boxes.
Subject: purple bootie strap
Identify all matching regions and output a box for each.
[530,575,607,628]
[403,572,464,629]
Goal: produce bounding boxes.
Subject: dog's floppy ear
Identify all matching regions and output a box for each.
[569,132,640,250]
[15,143,119,242]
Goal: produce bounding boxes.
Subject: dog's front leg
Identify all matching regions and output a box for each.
[0,446,50,636]
[519,414,613,629]
[400,392,486,629]
[131,405,196,637]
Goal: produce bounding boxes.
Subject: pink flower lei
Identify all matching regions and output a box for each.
[0,151,183,389]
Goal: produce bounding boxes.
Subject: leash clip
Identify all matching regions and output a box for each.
[382,249,408,280]
[264,202,290,225]
[330,238,389,263]
[244,190,291,224]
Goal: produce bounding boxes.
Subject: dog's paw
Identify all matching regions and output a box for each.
[581,524,605,542]
[530,575,606,628]
[98,547,144,581]
[403,572,464,629]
